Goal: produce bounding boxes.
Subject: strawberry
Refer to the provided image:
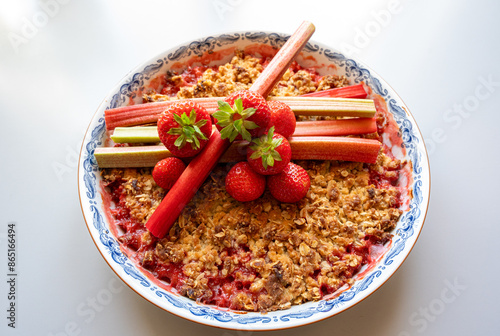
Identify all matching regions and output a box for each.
[267,101,296,139]
[213,90,271,142]
[225,161,266,202]
[267,163,310,203]
[157,101,212,157]
[247,126,291,175]
[152,157,186,190]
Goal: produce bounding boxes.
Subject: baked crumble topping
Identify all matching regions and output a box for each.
[143,49,350,101]
[102,50,406,312]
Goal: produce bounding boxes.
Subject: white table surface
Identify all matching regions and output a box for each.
[1,0,499,335]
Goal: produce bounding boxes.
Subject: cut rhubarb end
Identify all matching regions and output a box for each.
[146,130,230,238]
[288,136,381,163]
[250,21,315,97]
[301,84,367,99]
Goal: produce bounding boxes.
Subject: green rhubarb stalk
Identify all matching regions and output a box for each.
[94,135,381,167]
[110,126,160,143]
[94,146,172,168]
[273,96,376,117]
[111,117,377,144]
[94,144,239,168]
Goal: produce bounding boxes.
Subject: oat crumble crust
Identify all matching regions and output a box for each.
[144,49,349,101]
[102,50,404,312]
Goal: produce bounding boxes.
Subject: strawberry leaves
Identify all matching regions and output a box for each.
[167,109,208,150]
[214,98,259,142]
[249,126,283,169]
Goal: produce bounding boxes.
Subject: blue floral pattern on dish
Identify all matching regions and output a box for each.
[81,31,427,327]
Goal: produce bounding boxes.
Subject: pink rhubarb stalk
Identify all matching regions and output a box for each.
[293,118,377,136]
[301,84,367,98]
[288,136,381,163]
[250,21,316,97]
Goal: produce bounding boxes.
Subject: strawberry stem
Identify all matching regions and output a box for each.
[167,109,207,150]
[214,98,258,142]
[249,127,283,169]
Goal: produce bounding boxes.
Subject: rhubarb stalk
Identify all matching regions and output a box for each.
[94,136,381,168]
[110,118,377,144]
[146,21,316,238]
[94,145,172,168]
[105,96,375,130]
[288,136,381,163]
[293,118,377,136]
[276,96,375,117]
[301,84,367,98]
[146,129,230,238]
[111,126,159,143]
[250,21,316,97]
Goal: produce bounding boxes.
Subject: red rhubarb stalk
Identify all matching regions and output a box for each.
[146,21,316,238]
[288,136,381,163]
[105,96,374,129]
[301,84,367,98]
[106,97,218,118]
[250,21,316,97]
[293,118,376,136]
[105,97,219,129]
[146,129,230,238]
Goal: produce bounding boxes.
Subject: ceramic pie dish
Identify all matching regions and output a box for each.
[78,30,430,330]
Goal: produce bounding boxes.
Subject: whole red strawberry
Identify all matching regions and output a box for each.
[225,161,266,202]
[267,163,310,203]
[157,101,212,157]
[247,126,291,175]
[267,101,296,139]
[213,90,271,142]
[152,157,186,190]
